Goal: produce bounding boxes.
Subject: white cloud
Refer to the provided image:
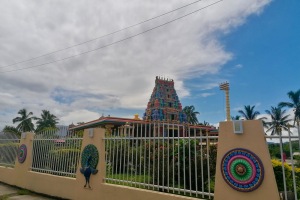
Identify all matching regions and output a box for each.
[0,0,271,127]
[234,64,243,69]
[200,92,215,97]
[60,110,100,125]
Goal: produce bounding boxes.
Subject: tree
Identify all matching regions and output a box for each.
[279,89,300,135]
[36,110,59,133]
[12,108,36,132]
[265,106,291,135]
[231,115,241,120]
[238,105,260,120]
[203,121,210,126]
[183,105,199,124]
[2,125,21,138]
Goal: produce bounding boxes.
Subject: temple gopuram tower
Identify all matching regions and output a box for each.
[143,76,187,123]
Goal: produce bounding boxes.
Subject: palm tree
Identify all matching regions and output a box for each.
[279,89,300,135]
[12,108,36,132]
[183,105,199,124]
[238,105,260,120]
[35,110,59,133]
[265,106,292,197]
[231,115,241,120]
[265,106,291,135]
[203,121,210,126]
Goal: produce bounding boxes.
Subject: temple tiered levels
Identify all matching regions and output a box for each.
[143,76,187,123]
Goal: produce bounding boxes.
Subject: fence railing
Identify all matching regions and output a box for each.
[266,129,300,200]
[104,122,218,199]
[31,126,83,177]
[0,132,20,167]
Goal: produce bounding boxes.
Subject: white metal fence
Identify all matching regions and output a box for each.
[31,126,83,177]
[266,128,300,200]
[104,122,218,199]
[0,132,20,167]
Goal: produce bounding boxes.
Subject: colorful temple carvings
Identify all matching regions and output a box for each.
[143,76,187,123]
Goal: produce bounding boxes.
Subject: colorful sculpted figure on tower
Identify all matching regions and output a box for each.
[143,76,187,123]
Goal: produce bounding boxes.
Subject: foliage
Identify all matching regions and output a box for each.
[0,142,19,167]
[106,137,217,193]
[231,115,240,120]
[35,110,59,133]
[183,105,199,124]
[2,126,21,138]
[238,105,260,120]
[279,89,300,126]
[294,155,300,168]
[265,106,291,135]
[272,159,300,197]
[31,135,82,176]
[12,108,36,132]
[268,140,299,158]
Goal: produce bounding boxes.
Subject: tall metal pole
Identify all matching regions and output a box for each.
[219,82,231,121]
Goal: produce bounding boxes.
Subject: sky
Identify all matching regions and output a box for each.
[0,0,299,135]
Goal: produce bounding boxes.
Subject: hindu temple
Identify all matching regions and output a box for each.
[143,76,187,123]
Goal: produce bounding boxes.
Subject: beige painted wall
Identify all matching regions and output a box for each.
[0,128,199,200]
[214,120,280,200]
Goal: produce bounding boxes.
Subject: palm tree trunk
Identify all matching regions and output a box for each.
[279,130,288,200]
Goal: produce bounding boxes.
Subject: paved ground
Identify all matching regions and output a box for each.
[0,182,59,200]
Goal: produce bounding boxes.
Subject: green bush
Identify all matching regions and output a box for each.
[272,159,300,197]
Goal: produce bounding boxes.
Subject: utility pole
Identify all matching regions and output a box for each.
[220,82,231,121]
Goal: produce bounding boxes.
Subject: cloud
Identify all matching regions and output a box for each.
[0,0,271,127]
[200,92,215,97]
[234,64,243,69]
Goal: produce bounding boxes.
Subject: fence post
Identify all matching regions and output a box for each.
[14,132,34,188]
[74,127,106,200]
[214,120,279,200]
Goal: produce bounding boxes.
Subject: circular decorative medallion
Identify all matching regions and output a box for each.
[221,148,264,192]
[81,144,99,169]
[18,144,27,163]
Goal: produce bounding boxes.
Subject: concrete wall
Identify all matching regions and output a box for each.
[0,128,197,200]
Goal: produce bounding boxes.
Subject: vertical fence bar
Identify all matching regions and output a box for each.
[122,127,126,184]
[200,129,204,198]
[194,127,198,198]
[135,123,138,187]
[288,127,298,200]
[139,123,143,188]
[148,122,151,189]
[177,124,180,194]
[279,131,288,200]
[130,125,135,187]
[143,123,147,187]
[162,122,165,192]
[206,129,211,199]
[152,122,156,190]
[183,125,186,195]
[167,123,170,193]
[108,129,113,181]
[172,123,175,193]
[112,128,116,182]
[188,126,192,196]
[119,128,123,185]
[126,126,130,183]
